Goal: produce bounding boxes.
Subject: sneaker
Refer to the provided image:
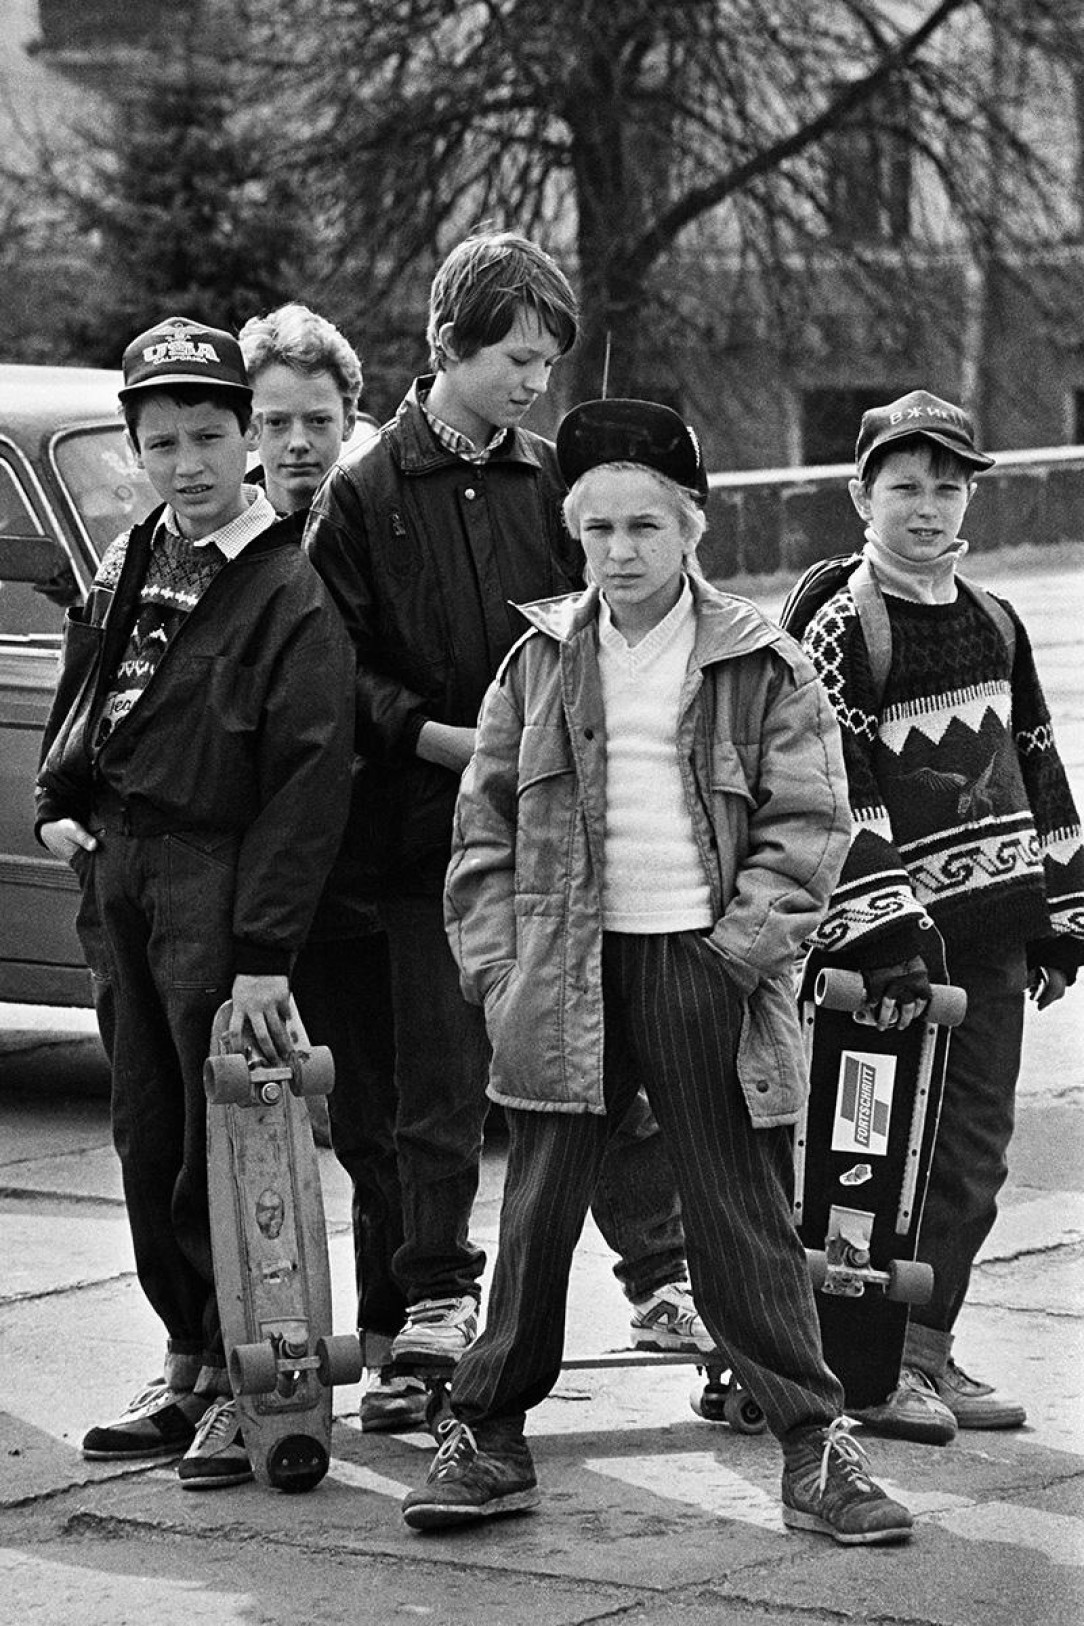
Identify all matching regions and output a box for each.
[929,1359,1027,1429]
[361,1368,430,1433]
[82,1380,204,1461]
[629,1281,715,1354]
[401,1419,540,1530]
[782,1417,913,1546]
[390,1296,479,1367]
[852,1366,958,1446]
[177,1398,254,1490]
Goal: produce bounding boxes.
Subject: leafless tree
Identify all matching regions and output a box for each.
[245,0,1084,410]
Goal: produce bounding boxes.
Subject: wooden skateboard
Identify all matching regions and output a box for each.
[204,999,363,1491]
[794,938,966,1411]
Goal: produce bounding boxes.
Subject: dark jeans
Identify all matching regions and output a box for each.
[291,932,406,1341]
[378,894,688,1307]
[907,941,1027,1348]
[450,931,841,1441]
[75,816,236,1397]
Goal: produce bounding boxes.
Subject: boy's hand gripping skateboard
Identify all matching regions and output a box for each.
[794,939,966,1412]
[204,999,363,1491]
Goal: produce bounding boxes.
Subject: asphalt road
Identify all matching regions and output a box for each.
[1,554,1081,1623]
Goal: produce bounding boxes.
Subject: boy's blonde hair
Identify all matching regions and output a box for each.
[239,303,363,410]
[563,462,707,571]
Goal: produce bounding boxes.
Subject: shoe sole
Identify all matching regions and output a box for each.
[389,1349,465,1370]
[629,1332,717,1356]
[953,1411,1027,1430]
[851,1416,957,1447]
[782,1507,913,1545]
[82,1439,193,1461]
[402,1488,541,1530]
[178,1469,256,1491]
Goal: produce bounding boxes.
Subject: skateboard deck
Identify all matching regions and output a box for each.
[392,1346,766,1437]
[205,999,362,1491]
[793,937,965,1411]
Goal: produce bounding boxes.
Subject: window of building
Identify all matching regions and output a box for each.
[824,82,912,245]
[801,387,898,467]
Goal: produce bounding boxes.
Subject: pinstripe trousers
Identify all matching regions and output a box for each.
[451,930,843,1442]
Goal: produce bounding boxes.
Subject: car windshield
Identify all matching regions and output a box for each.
[51,426,157,559]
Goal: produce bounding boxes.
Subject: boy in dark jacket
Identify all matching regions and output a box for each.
[794,390,1084,1443]
[304,233,709,1425]
[35,316,354,1489]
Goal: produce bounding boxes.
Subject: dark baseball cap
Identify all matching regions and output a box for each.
[556,398,709,504]
[855,389,995,480]
[119,315,252,401]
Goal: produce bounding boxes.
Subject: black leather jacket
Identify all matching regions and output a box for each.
[303,378,583,895]
[36,505,354,971]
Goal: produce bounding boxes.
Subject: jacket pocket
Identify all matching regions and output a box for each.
[514,724,576,900]
[165,830,240,988]
[709,742,756,805]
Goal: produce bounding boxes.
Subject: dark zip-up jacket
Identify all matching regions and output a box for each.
[35,503,354,973]
[303,376,583,895]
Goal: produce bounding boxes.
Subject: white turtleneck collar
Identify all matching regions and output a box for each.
[862,527,969,605]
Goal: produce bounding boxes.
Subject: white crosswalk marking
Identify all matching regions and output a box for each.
[327,1458,413,1498]
[927,1502,1084,1567]
[585,1461,1084,1566]
[586,1454,783,1533]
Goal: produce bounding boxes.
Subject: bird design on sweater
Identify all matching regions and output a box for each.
[901,749,1008,822]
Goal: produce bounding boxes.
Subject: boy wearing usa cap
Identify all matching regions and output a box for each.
[402,399,916,1546]
[35,316,354,1488]
[793,389,1084,1442]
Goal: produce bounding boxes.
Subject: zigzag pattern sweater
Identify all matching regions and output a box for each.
[801,584,1084,970]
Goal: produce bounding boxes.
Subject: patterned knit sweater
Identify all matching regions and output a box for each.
[801,583,1084,972]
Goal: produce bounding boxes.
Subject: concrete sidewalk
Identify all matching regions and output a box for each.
[1,1035,1082,1625]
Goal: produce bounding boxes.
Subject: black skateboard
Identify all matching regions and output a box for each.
[793,936,966,1410]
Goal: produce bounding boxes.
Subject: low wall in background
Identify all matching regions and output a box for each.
[701,446,1084,581]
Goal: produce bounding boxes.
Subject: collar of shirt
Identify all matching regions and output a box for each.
[421,397,510,465]
[159,485,277,560]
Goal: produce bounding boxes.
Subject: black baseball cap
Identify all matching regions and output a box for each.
[855,389,995,480]
[119,316,252,401]
[556,399,709,504]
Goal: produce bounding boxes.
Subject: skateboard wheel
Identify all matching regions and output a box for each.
[806,1248,828,1291]
[886,1258,934,1306]
[814,968,868,1012]
[724,1386,767,1435]
[230,1339,279,1394]
[267,1433,329,1494]
[926,984,968,1028]
[316,1332,364,1388]
[291,1045,335,1099]
[204,1052,252,1105]
[690,1379,730,1423]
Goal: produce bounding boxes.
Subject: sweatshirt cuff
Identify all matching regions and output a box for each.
[837,917,931,972]
[1026,936,1082,983]
[232,939,293,978]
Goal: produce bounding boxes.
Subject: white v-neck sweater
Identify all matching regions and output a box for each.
[597,585,714,933]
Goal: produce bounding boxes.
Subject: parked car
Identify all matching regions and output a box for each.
[0,363,156,1005]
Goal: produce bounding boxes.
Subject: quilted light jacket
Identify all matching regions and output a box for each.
[445,577,851,1126]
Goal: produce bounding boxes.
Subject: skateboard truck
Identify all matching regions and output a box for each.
[807,1205,933,1305]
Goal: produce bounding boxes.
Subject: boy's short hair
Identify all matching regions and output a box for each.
[426,231,578,370]
[859,434,979,493]
[239,303,364,409]
[855,389,995,481]
[124,384,253,449]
